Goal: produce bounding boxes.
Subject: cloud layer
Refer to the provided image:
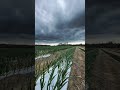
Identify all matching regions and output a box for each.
[86,0,120,43]
[35,0,85,44]
[0,0,34,44]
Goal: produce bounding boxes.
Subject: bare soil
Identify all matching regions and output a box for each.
[90,49,120,90]
[0,73,35,90]
[67,47,85,90]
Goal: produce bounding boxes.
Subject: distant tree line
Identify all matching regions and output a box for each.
[86,41,120,48]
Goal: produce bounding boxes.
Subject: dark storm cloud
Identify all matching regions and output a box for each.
[86,0,120,43]
[0,0,34,44]
[56,12,85,29]
[35,0,85,44]
[0,34,34,44]
[36,27,85,42]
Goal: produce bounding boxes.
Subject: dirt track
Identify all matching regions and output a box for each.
[91,49,120,90]
[0,73,34,90]
[67,47,85,90]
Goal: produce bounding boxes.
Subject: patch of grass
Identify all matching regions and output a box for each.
[85,48,99,87]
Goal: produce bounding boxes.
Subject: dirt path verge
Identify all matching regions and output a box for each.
[91,49,120,90]
[67,47,85,90]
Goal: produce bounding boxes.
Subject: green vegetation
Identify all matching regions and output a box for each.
[35,45,76,90]
[0,47,34,76]
[39,48,75,90]
[35,45,73,57]
[86,48,99,86]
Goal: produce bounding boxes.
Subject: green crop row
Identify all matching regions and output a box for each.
[37,48,75,90]
[35,45,73,57]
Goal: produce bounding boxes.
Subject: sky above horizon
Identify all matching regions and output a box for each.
[0,0,119,45]
[0,0,34,45]
[86,0,120,43]
[35,0,85,45]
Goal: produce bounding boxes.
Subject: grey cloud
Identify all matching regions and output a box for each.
[35,0,85,44]
[0,0,34,44]
[86,0,120,35]
[0,0,34,33]
[86,0,120,43]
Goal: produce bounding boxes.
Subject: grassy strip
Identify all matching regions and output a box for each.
[35,46,73,57]
[86,48,99,88]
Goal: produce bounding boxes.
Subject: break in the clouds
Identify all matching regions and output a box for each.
[35,0,85,44]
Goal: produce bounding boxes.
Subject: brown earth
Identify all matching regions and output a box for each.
[90,49,120,90]
[0,73,35,90]
[67,47,85,90]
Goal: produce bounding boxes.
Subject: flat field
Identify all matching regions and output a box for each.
[0,46,34,90]
[35,45,85,90]
[86,48,120,90]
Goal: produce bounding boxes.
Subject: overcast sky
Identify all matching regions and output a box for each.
[35,0,85,45]
[0,0,119,45]
[0,0,34,45]
[86,0,120,43]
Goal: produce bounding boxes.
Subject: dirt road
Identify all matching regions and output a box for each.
[90,49,120,90]
[67,47,85,90]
